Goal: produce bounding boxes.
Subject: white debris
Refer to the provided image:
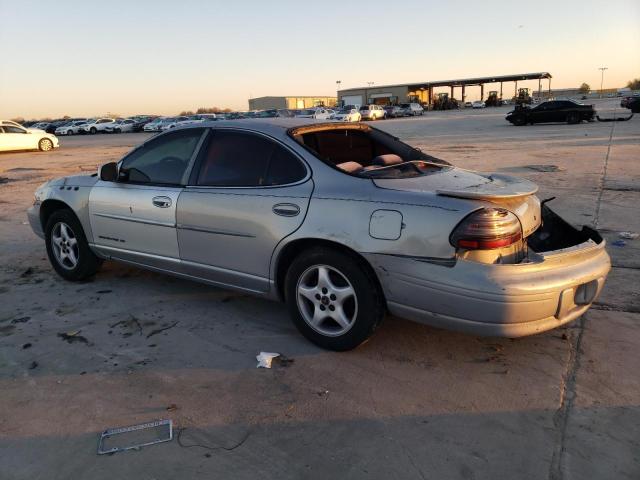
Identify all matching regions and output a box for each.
[256,352,280,369]
[619,232,639,240]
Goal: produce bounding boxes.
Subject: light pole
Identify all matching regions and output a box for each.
[598,67,608,98]
[366,82,374,104]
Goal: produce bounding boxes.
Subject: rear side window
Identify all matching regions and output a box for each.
[195,130,306,187]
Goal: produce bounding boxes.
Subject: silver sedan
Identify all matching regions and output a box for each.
[27,119,610,350]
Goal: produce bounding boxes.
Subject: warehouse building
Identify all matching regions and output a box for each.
[248,96,337,111]
[338,72,552,107]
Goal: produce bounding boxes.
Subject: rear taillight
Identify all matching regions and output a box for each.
[450,208,522,250]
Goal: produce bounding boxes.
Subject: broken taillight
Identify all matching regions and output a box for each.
[450,208,523,250]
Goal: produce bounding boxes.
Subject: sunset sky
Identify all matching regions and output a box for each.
[1,0,638,119]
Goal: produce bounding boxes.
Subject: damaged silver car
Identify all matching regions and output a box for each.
[28,120,611,350]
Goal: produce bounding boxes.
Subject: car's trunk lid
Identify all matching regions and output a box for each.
[372,167,538,200]
[373,167,541,237]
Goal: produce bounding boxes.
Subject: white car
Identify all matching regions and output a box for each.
[399,103,425,116]
[143,118,166,132]
[55,120,88,136]
[104,119,136,133]
[332,108,361,122]
[159,116,192,131]
[359,104,386,120]
[80,118,115,134]
[295,108,333,120]
[472,101,486,109]
[0,120,59,152]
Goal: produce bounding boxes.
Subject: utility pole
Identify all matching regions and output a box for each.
[598,67,608,98]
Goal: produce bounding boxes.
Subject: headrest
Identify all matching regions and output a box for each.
[371,154,403,166]
[336,161,364,173]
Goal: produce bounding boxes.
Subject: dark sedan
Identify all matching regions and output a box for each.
[506,100,595,126]
[622,97,640,113]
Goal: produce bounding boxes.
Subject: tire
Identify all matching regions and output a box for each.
[285,247,384,351]
[38,138,53,152]
[567,113,580,124]
[90,127,97,134]
[512,116,526,126]
[45,209,102,281]
[115,128,121,134]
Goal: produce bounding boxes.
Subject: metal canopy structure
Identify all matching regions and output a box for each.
[339,72,553,105]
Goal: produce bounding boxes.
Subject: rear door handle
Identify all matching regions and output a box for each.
[152,196,172,208]
[272,203,300,217]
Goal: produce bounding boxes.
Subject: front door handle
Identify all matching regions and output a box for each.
[152,196,172,208]
[272,203,300,217]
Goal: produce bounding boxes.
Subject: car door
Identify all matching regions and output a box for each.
[177,128,313,293]
[1,125,35,150]
[88,127,207,269]
[529,103,548,123]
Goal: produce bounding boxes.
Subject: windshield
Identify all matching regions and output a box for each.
[290,125,450,179]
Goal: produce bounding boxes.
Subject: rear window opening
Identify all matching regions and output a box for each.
[527,204,603,253]
[289,125,449,179]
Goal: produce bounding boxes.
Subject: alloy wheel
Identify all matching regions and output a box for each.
[51,222,79,270]
[296,264,358,336]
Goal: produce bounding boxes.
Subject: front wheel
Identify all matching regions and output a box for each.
[38,138,53,151]
[90,127,97,134]
[285,248,384,351]
[45,209,102,281]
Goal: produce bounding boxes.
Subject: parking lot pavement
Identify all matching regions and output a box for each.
[1,106,638,479]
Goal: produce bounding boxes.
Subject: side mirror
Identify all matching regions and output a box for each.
[99,162,118,182]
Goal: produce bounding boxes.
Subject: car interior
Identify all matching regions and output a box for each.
[290,125,448,178]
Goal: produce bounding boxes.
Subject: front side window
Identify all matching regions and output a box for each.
[119,128,204,185]
[195,130,306,187]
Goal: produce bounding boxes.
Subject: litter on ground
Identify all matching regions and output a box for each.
[97,419,173,455]
[619,232,639,240]
[256,352,280,368]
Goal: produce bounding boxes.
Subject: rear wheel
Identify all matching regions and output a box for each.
[38,138,53,151]
[45,210,102,281]
[567,112,580,124]
[285,248,384,351]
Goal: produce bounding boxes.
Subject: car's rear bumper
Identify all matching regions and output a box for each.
[366,240,611,337]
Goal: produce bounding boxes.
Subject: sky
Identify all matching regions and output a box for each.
[1,0,639,119]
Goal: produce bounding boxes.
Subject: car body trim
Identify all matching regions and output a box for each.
[92,212,175,228]
[176,223,256,238]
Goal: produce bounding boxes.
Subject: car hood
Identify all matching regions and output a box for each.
[47,174,100,188]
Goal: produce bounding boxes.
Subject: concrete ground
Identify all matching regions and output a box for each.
[1,99,638,479]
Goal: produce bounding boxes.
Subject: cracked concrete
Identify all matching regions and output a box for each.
[1,99,638,479]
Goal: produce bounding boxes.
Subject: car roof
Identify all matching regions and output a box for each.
[176,118,358,139]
